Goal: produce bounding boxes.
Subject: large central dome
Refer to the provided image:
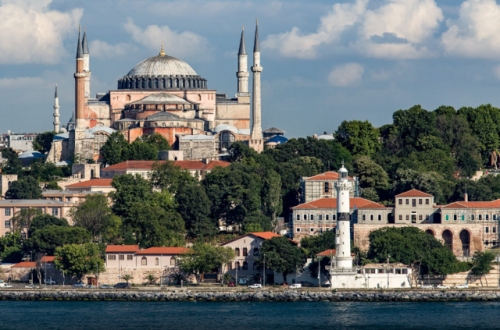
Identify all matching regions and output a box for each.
[117,47,207,91]
[127,54,197,76]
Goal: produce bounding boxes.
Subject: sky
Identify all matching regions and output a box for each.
[2,0,500,137]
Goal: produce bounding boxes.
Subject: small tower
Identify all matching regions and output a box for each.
[82,27,91,99]
[334,161,353,269]
[237,26,249,96]
[53,84,60,133]
[74,25,85,129]
[250,19,263,140]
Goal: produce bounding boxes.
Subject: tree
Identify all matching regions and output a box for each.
[145,133,171,151]
[470,251,495,286]
[146,274,157,285]
[255,236,305,284]
[0,232,23,263]
[28,214,69,237]
[353,156,389,190]
[175,183,215,236]
[366,227,469,275]
[222,273,233,286]
[5,176,43,199]
[26,226,91,255]
[128,139,158,161]
[300,231,337,258]
[334,120,381,157]
[122,274,133,284]
[102,132,129,165]
[261,169,282,226]
[70,194,114,241]
[150,161,195,193]
[242,212,272,233]
[1,148,23,175]
[54,243,105,281]
[110,174,152,219]
[10,208,42,238]
[45,181,62,190]
[177,243,234,284]
[34,252,45,286]
[33,131,56,154]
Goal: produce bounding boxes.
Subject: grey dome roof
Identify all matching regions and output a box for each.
[127,55,197,77]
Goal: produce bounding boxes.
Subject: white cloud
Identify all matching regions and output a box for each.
[262,0,368,59]
[90,40,131,59]
[0,0,82,64]
[123,18,211,61]
[0,76,45,87]
[327,63,364,87]
[263,0,442,60]
[441,0,500,58]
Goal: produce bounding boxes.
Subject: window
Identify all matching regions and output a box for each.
[425,199,429,205]
[370,215,373,221]
[399,215,403,221]
[479,215,482,220]
[236,262,240,270]
[412,199,416,207]
[108,255,116,260]
[243,262,248,270]
[426,214,430,220]
[296,215,300,220]
[127,255,133,260]
[326,215,329,221]
[227,263,232,271]
[486,227,489,233]
[155,258,159,266]
[310,227,314,232]
[445,215,449,221]
[453,215,457,221]
[235,248,240,256]
[303,214,307,220]
[324,182,329,193]
[378,215,382,221]
[362,215,366,221]
[494,215,497,220]
[398,199,402,205]
[4,208,10,216]
[332,215,336,220]
[493,227,497,233]
[119,255,124,260]
[419,199,422,205]
[141,257,147,266]
[243,248,248,256]
[319,215,323,221]
[461,215,464,221]
[310,215,314,221]
[402,269,408,274]
[51,208,59,216]
[471,214,475,220]
[320,228,323,233]
[406,215,409,221]
[296,228,301,232]
[406,199,409,205]
[4,220,10,228]
[486,215,490,221]
[253,262,258,270]
[253,248,259,256]
[170,258,176,266]
[418,215,422,221]
[218,131,235,153]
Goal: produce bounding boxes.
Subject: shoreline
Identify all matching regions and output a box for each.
[1,290,500,302]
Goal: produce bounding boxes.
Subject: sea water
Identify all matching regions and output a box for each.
[3,301,499,330]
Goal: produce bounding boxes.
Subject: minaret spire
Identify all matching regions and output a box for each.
[53,84,60,133]
[76,25,83,58]
[82,26,89,54]
[250,18,263,140]
[237,25,249,96]
[81,26,91,99]
[238,26,247,55]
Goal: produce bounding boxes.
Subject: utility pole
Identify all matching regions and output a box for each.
[235,262,238,287]
[44,254,47,290]
[318,256,321,287]
[387,253,391,289]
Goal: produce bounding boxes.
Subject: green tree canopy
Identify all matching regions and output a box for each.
[10,208,42,238]
[101,132,129,165]
[70,194,115,241]
[0,232,23,263]
[1,148,23,175]
[175,183,215,236]
[150,161,196,194]
[33,131,56,154]
[5,176,43,199]
[110,174,152,219]
[54,243,105,280]
[300,231,337,258]
[334,120,381,157]
[28,214,69,237]
[255,236,305,284]
[353,156,389,190]
[26,226,91,255]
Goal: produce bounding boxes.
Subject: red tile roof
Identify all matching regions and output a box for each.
[41,256,55,263]
[102,160,230,172]
[317,249,355,257]
[220,232,298,246]
[441,200,500,209]
[135,247,191,255]
[12,262,36,268]
[66,179,113,188]
[395,189,433,197]
[105,245,140,253]
[293,197,387,210]
[304,171,353,181]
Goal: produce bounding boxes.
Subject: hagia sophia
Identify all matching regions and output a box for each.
[47,22,266,164]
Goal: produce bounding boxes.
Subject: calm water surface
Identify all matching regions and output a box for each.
[2,301,500,330]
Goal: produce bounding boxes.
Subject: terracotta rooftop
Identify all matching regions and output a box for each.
[395,189,433,198]
[12,262,36,268]
[136,247,191,255]
[102,160,230,171]
[41,256,55,263]
[303,171,353,181]
[317,249,355,257]
[66,179,113,188]
[220,232,298,246]
[105,245,140,253]
[441,200,500,209]
[293,197,387,210]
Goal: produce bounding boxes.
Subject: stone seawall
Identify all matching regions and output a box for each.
[1,290,500,302]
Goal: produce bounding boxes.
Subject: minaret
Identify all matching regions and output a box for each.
[335,161,353,269]
[53,84,60,133]
[75,26,85,129]
[82,27,91,99]
[237,26,249,95]
[250,19,263,140]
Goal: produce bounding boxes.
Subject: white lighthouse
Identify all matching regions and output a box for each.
[335,161,353,269]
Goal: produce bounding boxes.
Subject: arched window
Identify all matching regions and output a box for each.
[494,215,497,220]
[332,214,336,220]
[486,227,489,233]
[243,248,248,256]
[326,215,329,220]
[170,257,176,266]
[370,215,373,221]
[141,257,147,266]
[362,215,366,221]
[303,214,307,220]
[453,214,457,221]
[235,248,240,256]
[486,215,489,220]
[126,95,131,101]
[218,131,235,152]
[471,214,475,220]
[155,258,159,266]
[378,215,382,221]
[310,215,314,221]
[445,215,449,221]
[479,215,482,220]
[319,215,323,220]
[296,214,300,220]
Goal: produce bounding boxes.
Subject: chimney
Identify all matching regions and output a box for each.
[464,192,468,202]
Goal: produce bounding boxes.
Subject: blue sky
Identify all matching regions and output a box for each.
[2,0,500,137]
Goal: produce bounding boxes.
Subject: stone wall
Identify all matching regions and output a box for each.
[179,139,215,160]
[0,174,17,197]
[353,223,485,257]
